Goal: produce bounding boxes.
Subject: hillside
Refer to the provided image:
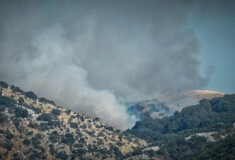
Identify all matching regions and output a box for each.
[125,90,225,120]
[0,81,147,160]
[126,94,235,159]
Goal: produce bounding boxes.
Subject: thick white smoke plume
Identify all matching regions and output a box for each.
[0,0,226,129]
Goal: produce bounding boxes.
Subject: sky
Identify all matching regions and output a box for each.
[188,1,235,94]
[0,0,234,129]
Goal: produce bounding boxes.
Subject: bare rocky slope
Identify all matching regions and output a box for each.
[0,82,147,160]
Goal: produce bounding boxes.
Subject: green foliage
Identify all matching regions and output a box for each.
[70,122,78,128]
[0,106,5,112]
[0,81,9,88]
[29,150,45,159]
[23,139,31,146]
[127,94,235,142]
[38,97,55,105]
[0,113,8,123]
[27,131,34,136]
[14,107,28,118]
[2,141,13,151]
[131,148,143,156]
[193,134,235,160]
[51,108,61,116]
[0,96,17,108]
[32,107,41,114]
[18,97,24,105]
[56,151,69,160]
[49,144,56,155]
[5,129,14,139]
[10,85,24,94]
[127,94,235,159]
[25,91,37,100]
[49,131,60,142]
[61,133,75,144]
[113,147,124,159]
[37,113,52,122]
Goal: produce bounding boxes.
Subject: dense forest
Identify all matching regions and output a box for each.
[126,94,235,159]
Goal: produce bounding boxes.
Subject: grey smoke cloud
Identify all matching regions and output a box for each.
[0,0,221,129]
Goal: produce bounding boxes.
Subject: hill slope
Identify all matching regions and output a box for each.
[126,94,235,159]
[0,81,147,160]
[126,90,225,120]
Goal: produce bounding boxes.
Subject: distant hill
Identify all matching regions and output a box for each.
[125,90,225,120]
[0,81,147,160]
[126,94,235,159]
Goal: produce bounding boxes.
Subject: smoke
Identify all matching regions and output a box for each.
[0,0,221,129]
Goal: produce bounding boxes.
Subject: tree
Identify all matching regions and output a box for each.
[25,91,37,100]
[61,133,75,144]
[18,97,24,105]
[51,109,61,116]
[14,107,28,118]
[37,113,52,122]
[23,139,31,146]
[0,81,9,88]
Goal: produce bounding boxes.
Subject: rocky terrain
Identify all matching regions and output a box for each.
[0,81,147,160]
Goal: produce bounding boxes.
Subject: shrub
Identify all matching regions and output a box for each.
[37,113,52,122]
[14,107,28,118]
[5,130,14,139]
[32,107,41,114]
[51,109,61,116]
[56,151,68,160]
[0,113,8,123]
[61,133,75,144]
[0,106,5,112]
[18,97,24,105]
[49,131,59,142]
[70,122,78,128]
[38,97,55,105]
[3,141,13,151]
[23,139,31,146]
[10,85,24,94]
[0,81,8,88]
[27,131,34,136]
[0,96,16,107]
[25,91,37,100]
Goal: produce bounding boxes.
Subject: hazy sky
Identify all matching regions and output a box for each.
[0,0,234,129]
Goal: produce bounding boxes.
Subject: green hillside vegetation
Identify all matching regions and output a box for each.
[192,134,235,160]
[126,94,235,159]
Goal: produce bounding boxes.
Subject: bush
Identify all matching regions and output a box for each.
[70,122,78,128]
[5,130,14,139]
[27,131,34,136]
[61,133,75,144]
[49,131,59,142]
[14,107,28,118]
[3,141,13,151]
[37,113,52,122]
[38,97,55,105]
[33,107,41,114]
[51,109,61,116]
[0,106,5,112]
[18,97,24,105]
[0,96,17,107]
[0,81,8,88]
[56,151,68,160]
[0,113,8,123]
[10,85,24,94]
[23,139,31,146]
[25,91,37,100]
